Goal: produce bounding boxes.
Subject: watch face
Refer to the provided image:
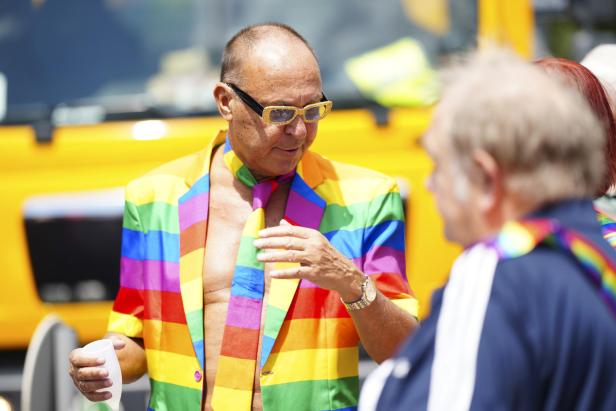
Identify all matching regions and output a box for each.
[366,278,377,302]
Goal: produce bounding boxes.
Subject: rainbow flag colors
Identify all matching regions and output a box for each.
[490,219,616,318]
[597,208,616,249]
[108,130,417,410]
[211,138,295,410]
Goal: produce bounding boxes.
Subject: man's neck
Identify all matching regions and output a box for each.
[474,194,546,244]
[253,172,276,183]
[501,194,546,223]
[211,144,291,191]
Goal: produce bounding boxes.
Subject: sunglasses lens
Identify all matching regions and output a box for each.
[305,105,325,121]
[268,108,296,124]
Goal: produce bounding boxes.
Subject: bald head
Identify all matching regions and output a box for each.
[581,44,616,122]
[220,23,319,86]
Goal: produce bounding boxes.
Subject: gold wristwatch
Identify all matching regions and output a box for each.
[342,276,377,311]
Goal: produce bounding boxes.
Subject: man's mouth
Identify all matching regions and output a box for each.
[276,147,301,154]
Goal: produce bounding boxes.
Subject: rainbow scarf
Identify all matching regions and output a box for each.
[490,219,616,318]
[210,137,322,410]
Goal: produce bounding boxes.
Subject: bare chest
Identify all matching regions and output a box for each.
[202,184,288,300]
[201,180,289,410]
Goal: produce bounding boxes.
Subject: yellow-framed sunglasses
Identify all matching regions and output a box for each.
[226,82,333,125]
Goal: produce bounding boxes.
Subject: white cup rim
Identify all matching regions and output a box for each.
[82,338,114,357]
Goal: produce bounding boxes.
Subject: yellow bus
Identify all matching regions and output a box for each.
[0,0,613,408]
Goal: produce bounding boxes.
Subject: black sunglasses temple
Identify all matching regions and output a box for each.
[226,83,265,116]
[227,82,329,111]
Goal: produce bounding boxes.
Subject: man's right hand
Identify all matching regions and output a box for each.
[68,337,126,401]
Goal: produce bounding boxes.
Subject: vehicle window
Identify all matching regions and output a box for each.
[23,189,124,302]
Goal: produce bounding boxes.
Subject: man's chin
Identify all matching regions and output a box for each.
[267,158,302,177]
[253,163,299,180]
[444,227,466,247]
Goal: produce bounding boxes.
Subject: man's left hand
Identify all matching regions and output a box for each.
[254,220,365,302]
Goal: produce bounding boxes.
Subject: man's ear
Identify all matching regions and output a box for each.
[471,149,504,213]
[213,82,233,121]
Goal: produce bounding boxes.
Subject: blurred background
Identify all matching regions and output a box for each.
[0,0,614,410]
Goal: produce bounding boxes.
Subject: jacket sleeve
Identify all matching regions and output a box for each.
[362,178,418,317]
[107,186,145,338]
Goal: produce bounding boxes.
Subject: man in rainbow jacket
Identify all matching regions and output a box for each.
[69,23,418,411]
[360,51,616,411]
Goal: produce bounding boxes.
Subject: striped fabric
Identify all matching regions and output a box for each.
[108,130,417,411]
[491,219,616,317]
[597,208,616,248]
[212,138,295,410]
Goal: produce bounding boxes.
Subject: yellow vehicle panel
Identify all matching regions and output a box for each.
[0,108,460,349]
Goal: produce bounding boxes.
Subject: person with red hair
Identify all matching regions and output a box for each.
[535,57,616,194]
[536,57,616,248]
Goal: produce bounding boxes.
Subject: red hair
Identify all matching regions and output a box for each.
[535,57,616,193]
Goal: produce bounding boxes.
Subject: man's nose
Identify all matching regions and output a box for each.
[284,115,308,139]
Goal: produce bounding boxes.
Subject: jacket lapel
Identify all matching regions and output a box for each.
[260,152,327,369]
[178,130,226,369]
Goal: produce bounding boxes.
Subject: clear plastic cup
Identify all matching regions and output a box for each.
[81,339,122,411]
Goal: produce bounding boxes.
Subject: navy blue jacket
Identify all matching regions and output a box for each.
[365,200,616,411]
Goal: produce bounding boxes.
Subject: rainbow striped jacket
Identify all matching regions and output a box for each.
[108,130,417,411]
